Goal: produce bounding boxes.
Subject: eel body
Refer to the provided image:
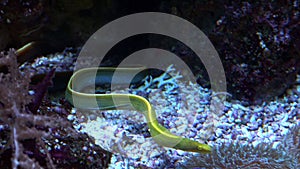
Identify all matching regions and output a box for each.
[65,67,211,153]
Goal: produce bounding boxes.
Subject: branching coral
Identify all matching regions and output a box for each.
[0,49,111,168]
[0,49,55,168]
[138,65,183,93]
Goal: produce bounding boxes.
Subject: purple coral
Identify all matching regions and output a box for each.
[0,49,111,168]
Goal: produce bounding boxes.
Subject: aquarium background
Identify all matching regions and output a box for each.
[0,0,299,169]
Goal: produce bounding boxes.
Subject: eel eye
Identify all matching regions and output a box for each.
[197,145,211,153]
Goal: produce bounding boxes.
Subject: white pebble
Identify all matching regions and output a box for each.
[257,128,264,138]
[177,125,187,134]
[235,119,241,123]
[272,141,281,149]
[227,110,233,116]
[215,128,223,138]
[252,140,260,147]
[268,135,277,142]
[241,127,252,140]
[28,90,35,95]
[135,137,145,144]
[67,115,75,121]
[280,127,289,135]
[232,104,250,111]
[250,115,256,123]
[297,85,300,92]
[253,107,263,113]
[228,117,235,123]
[82,146,88,151]
[150,150,160,158]
[175,120,183,126]
[281,122,291,127]
[281,113,289,122]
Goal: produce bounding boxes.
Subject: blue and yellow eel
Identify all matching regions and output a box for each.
[65,67,211,153]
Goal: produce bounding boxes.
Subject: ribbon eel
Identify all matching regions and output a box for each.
[65,67,211,153]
